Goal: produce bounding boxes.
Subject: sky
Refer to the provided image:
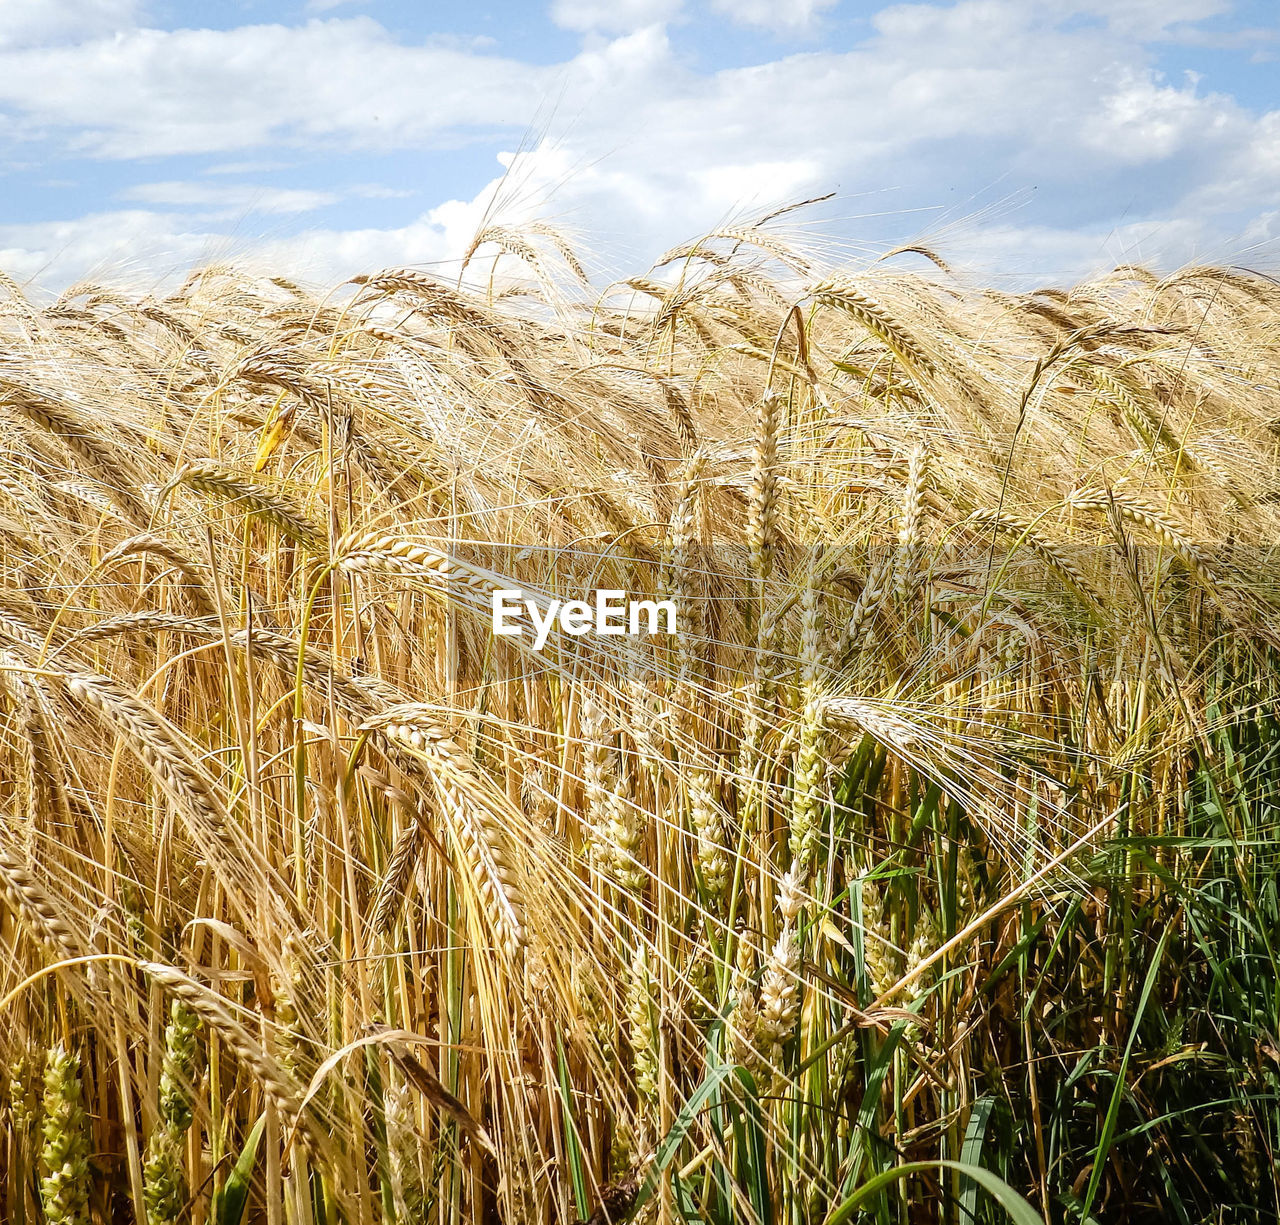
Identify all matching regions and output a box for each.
[1,0,1278,290]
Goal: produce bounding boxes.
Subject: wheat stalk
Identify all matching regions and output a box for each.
[747,392,782,586]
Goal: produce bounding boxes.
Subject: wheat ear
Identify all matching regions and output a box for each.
[967,508,1100,603]
[60,671,226,827]
[97,533,217,617]
[2,384,151,523]
[39,1045,92,1225]
[895,444,928,605]
[1068,489,1223,588]
[365,710,527,957]
[139,963,322,1158]
[809,280,937,377]
[167,463,325,551]
[0,837,83,959]
[336,533,499,609]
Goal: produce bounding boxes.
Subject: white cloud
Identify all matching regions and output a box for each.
[691,158,822,206]
[0,18,549,158]
[1044,0,1231,38]
[0,182,499,291]
[202,160,296,176]
[0,0,138,49]
[550,0,683,33]
[875,0,1230,42]
[710,0,838,35]
[1179,110,1280,216]
[1079,72,1233,162]
[0,209,228,289]
[120,180,339,215]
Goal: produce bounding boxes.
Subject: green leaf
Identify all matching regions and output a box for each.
[958,1096,998,1224]
[846,1020,905,1194]
[671,1170,708,1224]
[629,1061,738,1220]
[731,1067,772,1225]
[210,1112,266,1225]
[557,1035,590,1222]
[823,1160,1042,1225]
[1079,927,1171,1221]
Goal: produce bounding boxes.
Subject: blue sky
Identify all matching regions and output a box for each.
[1,0,1278,288]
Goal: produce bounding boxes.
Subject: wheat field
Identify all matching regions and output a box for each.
[0,219,1278,1224]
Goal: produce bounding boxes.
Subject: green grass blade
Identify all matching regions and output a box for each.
[823,1160,1042,1225]
[958,1096,998,1224]
[731,1067,773,1225]
[630,1061,739,1220]
[1079,926,1172,1221]
[556,1034,590,1221]
[210,1112,267,1225]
